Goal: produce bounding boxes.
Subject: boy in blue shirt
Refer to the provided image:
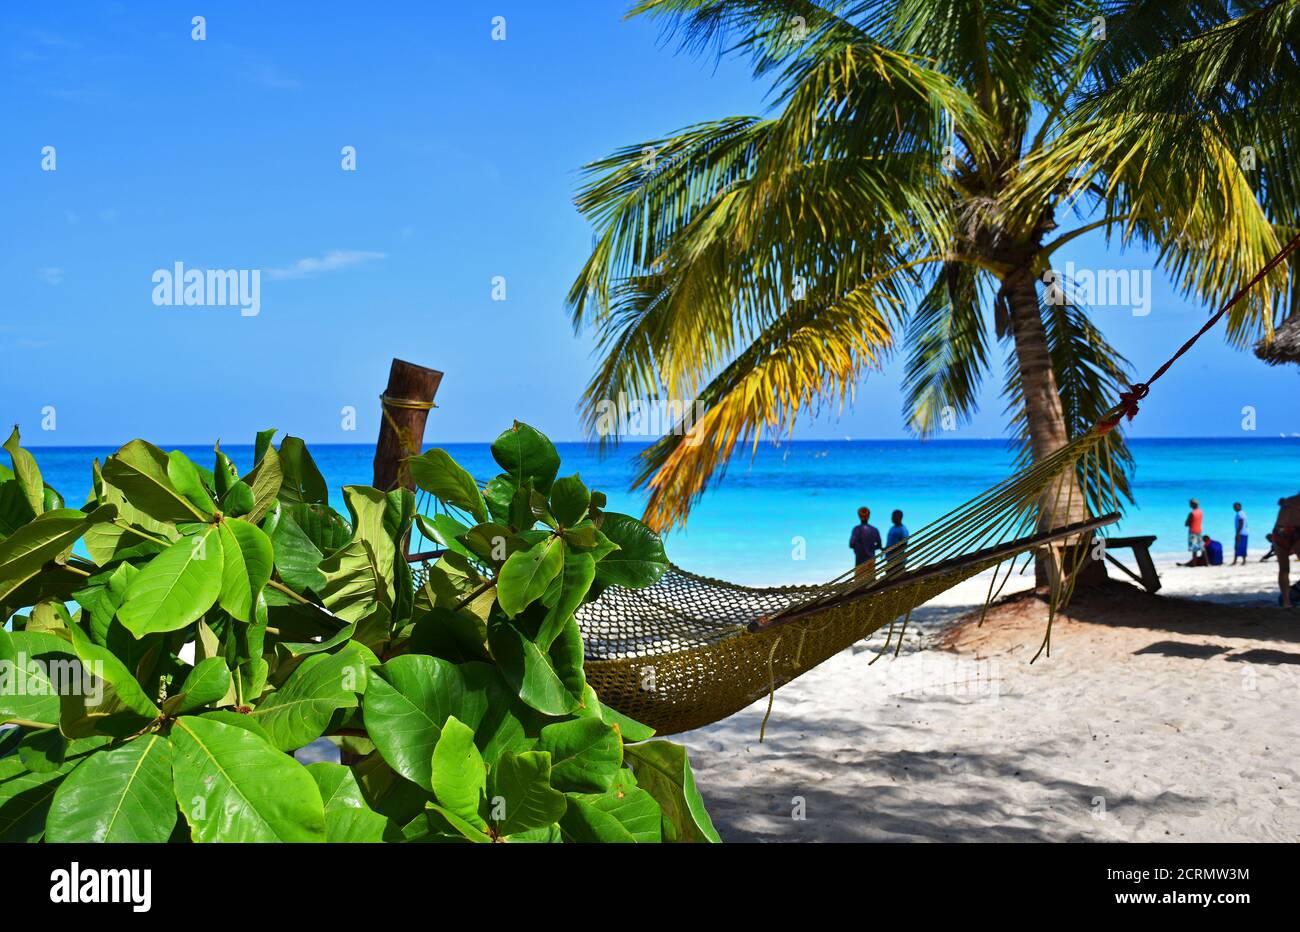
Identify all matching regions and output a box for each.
[1204,535,1224,566]
[886,509,909,572]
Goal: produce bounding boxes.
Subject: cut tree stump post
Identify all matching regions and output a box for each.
[373,359,443,494]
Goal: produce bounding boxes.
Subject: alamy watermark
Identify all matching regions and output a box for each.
[592,393,707,446]
[151,262,261,317]
[1,653,104,706]
[50,862,151,912]
[882,654,1001,701]
[1044,262,1151,317]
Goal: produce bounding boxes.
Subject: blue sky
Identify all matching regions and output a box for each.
[4,0,1297,448]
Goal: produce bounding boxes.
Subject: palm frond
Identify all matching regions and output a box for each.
[1011,113,1284,343]
[629,279,900,530]
[901,262,991,436]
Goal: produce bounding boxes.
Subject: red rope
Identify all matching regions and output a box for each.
[1095,229,1300,435]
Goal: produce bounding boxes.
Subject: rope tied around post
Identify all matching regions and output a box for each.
[379,393,437,487]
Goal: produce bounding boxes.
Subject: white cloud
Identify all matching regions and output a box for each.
[39,267,64,285]
[265,250,387,281]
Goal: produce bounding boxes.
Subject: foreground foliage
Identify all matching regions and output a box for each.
[0,424,719,843]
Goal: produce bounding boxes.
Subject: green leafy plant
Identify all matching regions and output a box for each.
[0,423,719,843]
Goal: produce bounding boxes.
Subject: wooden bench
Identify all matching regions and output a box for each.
[1101,534,1161,594]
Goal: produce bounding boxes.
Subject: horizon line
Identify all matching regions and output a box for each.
[20,433,1299,450]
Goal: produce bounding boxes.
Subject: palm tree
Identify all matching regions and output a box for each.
[568,0,1291,582]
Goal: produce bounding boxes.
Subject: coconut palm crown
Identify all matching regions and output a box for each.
[568,0,1292,537]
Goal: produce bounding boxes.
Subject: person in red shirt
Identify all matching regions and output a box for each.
[1184,499,1205,564]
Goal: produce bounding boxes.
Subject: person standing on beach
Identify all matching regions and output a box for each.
[1272,493,1300,609]
[1185,499,1205,564]
[886,509,910,572]
[849,507,882,582]
[1232,502,1249,565]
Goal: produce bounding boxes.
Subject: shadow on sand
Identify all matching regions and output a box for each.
[699,718,1206,842]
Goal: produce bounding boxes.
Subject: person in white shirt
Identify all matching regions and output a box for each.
[1231,502,1249,566]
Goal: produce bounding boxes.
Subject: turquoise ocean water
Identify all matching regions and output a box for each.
[24,438,1300,586]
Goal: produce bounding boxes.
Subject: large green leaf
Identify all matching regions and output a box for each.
[0,479,37,540]
[426,802,493,843]
[248,644,367,751]
[277,436,329,505]
[362,656,528,790]
[101,440,208,523]
[117,526,224,637]
[487,750,566,837]
[317,540,385,621]
[578,684,656,743]
[623,740,721,843]
[491,421,560,492]
[66,622,160,720]
[559,770,662,843]
[407,449,488,523]
[547,614,588,707]
[536,551,595,649]
[594,513,668,589]
[170,715,325,842]
[307,762,388,842]
[482,474,517,523]
[361,655,473,790]
[496,535,564,617]
[166,450,217,516]
[281,502,352,554]
[176,657,232,712]
[547,474,591,528]
[537,717,622,792]
[3,427,44,517]
[488,619,582,716]
[341,486,398,602]
[429,716,486,829]
[83,463,174,566]
[415,512,474,561]
[0,505,116,604]
[216,519,273,622]
[213,447,240,500]
[270,510,327,593]
[73,563,137,646]
[242,445,282,524]
[45,734,176,842]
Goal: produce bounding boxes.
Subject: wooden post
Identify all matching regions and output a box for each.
[373,359,442,492]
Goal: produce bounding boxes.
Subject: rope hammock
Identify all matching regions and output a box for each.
[578,431,1118,735]
[415,231,1300,737]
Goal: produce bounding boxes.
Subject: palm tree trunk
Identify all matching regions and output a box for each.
[1002,267,1088,587]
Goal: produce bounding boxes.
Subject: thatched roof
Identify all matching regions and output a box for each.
[1255,314,1300,366]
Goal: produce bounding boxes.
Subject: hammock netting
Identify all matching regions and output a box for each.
[577,515,1113,735]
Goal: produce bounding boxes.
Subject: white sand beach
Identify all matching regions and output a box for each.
[682,558,1300,842]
